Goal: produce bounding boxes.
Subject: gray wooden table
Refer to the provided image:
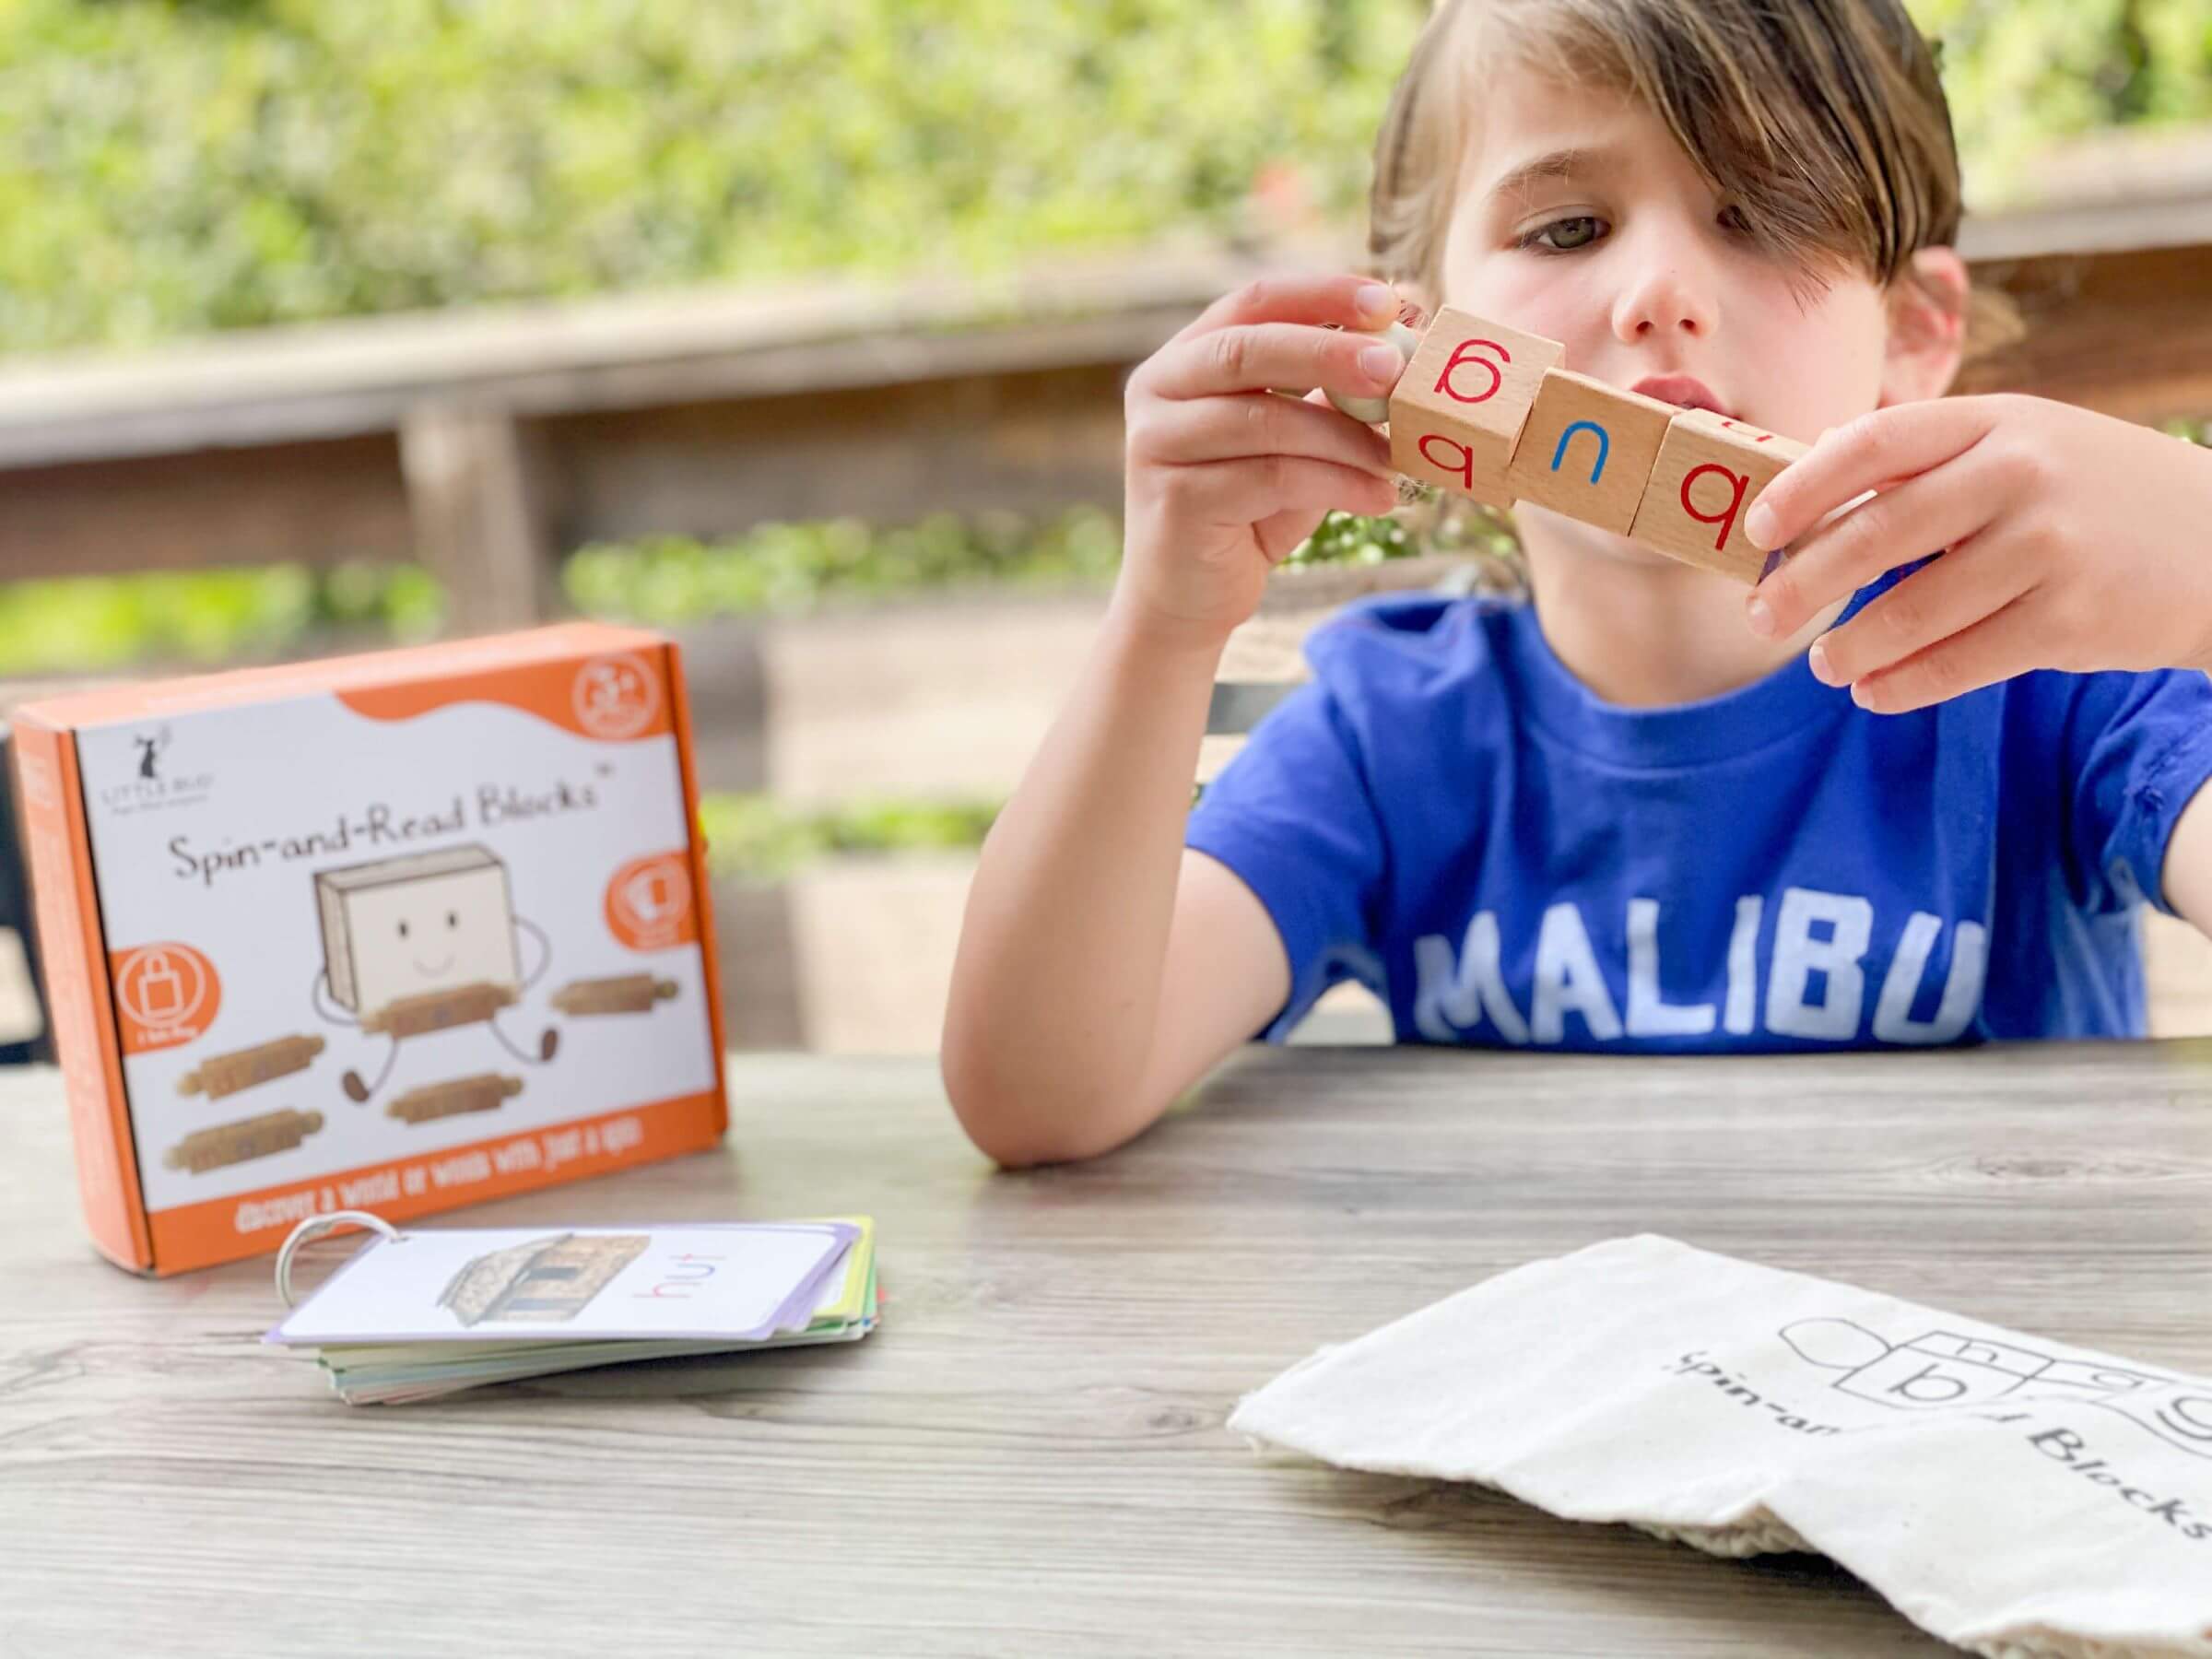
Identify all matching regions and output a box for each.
[4,1043,2210,1655]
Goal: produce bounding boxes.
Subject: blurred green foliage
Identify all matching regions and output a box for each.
[9,421,2208,666]
[0,2,2206,668]
[698,791,1001,880]
[1915,0,2212,196]
[1,1,2206,357]
[0,559,440,675]
[564,506,1124,624]
[0,0,1425,354]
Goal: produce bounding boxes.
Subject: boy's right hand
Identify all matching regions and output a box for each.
[1115,274,1408,649]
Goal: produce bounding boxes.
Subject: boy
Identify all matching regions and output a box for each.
[942,0,2212,1167]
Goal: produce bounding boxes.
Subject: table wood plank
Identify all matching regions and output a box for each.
[3,1043,2210,1654]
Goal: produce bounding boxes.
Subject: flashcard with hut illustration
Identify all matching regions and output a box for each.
[268,1222,863,1346]
[438,1231,650,1326]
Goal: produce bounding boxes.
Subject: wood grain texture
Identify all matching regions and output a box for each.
[1630,411,1810,583]
[1387,309,1562,506]
[1504,370,1677,533]
[4,1044,2211,1654]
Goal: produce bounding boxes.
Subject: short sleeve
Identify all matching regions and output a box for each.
[1185,681,1388,1040]
[2060,667,2212,915]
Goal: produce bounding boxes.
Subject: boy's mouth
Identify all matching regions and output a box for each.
[1631,374,1732,418]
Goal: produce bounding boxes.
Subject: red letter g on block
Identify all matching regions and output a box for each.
[1680,463,1750,551]
[1418,432,1477,491]
[1436,337,1510,405]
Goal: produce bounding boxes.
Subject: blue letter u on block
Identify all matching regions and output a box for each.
[1551,419,1610,485]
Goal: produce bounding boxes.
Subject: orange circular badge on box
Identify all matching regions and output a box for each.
[109,942,221,1053]
[572,653,662,740]
[605,853,698,953]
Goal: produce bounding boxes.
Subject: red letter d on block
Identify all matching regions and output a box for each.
[1680,463,1750,551]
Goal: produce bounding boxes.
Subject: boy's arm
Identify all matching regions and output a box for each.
[941,608,1289,1168]
[942,272,1406,1168]
[2159,783,2212,933]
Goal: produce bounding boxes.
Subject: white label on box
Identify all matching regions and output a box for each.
[73,691,719,1213]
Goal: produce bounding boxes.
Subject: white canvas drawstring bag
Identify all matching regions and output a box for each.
[1230,1235,2212,1658]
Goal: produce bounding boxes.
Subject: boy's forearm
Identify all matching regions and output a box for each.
[943,590,1225,1160]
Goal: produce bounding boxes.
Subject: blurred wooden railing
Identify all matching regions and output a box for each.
[0,195,2208,637]
[4,192,2212,1058]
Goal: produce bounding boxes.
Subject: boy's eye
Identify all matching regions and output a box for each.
[1717,204,1751,235]
[1526,216,1605,252]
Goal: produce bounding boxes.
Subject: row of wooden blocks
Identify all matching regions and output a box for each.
[1377,308,1807,583]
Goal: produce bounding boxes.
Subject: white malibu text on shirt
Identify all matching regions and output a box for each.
[1413,886,1989,1046]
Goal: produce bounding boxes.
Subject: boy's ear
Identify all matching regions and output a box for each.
[1878,247,1969,406]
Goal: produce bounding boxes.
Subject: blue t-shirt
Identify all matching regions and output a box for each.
[1185,587,2212,1050]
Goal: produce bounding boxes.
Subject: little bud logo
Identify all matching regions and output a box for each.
[99,724,215,813]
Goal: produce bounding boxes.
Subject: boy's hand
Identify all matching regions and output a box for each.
[1741,394,2212,712]
[1116,273,1406,648]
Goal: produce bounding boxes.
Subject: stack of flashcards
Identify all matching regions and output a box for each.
[265,1211,877,1405]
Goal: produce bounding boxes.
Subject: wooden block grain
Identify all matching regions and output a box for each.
[1381,309,1807,581]
[1629,410,1807,582]
[1386,309,1561,506]
[1504,371,1677,533]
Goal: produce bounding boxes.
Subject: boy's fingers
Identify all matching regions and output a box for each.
[1846,591,2043,715]
[1152,321,1407,405]
[1186,273,1400,339]
[1805,535,2034,688]
[1747,462,2004,638]
[1134,391,1394,476]
[1746,398,2005,552]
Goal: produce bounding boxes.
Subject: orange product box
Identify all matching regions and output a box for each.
[12,622,730,1275]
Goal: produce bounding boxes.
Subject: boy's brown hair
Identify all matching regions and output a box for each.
[1370,0,2017,353]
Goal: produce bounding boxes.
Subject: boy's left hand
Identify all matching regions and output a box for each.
[1740,394,2212,713]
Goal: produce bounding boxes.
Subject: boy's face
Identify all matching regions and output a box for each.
[1435,71,1894,553]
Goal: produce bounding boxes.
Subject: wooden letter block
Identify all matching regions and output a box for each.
[1504,371,1677,533]
[1629,410,1807,582]
[1387,308,1562,506]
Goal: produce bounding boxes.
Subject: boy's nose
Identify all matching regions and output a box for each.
[1611,256,1717,344]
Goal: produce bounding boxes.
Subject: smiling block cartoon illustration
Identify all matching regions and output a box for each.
[316,845,522,1021]
[314,843,560,1103]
